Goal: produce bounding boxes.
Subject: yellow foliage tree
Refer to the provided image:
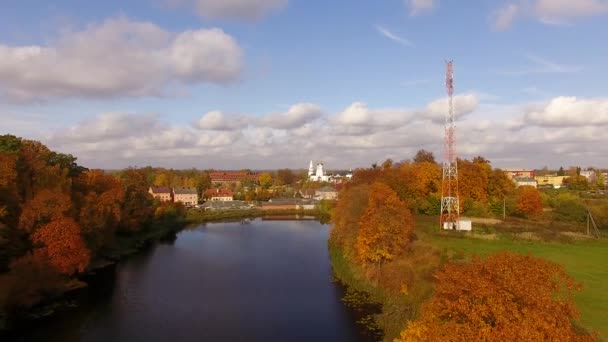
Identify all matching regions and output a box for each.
[355,182,414,264]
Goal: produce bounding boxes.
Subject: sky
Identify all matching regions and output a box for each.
[1,0,607,170]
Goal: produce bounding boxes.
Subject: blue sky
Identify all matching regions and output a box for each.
[1,0,607,169]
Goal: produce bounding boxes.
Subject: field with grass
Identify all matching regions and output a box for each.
[417,216,608,340]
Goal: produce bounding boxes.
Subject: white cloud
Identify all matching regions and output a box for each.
[196,110,249,130]
[419,94,480,123]
[375,25,413,47]
[492,0,608,29]
[524,96,608,127]
[0,17,243,102]
[406,0,437,16]
[22,95,608,169]
[259,103,323,129]
[171,0,287,20]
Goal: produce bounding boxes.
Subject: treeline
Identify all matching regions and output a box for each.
[0,135,183,325]
[329,150,596,340]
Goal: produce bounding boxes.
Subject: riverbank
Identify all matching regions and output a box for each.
[185,208,330,223]
[1,207,331,336]
[329,215,606,341]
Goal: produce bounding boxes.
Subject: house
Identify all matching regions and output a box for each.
[514,177,537,188]
[315,186,338,200]
[209,171,259,186]
[297,188,316,199]
[173,187,198,206]
[148,186,172,202]
[204,188,234,201]
[580,170,597,183]
[535,175,568,189]
[503,168,535,180]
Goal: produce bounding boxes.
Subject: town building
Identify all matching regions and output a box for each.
[535,175,568,189]
[148,186,172,202]
[173,187,198,206]
[503,168,535,180]
[580,170,597,183]
[514,177,537,188]
[204,188,234,201]
[308,160,353,183]
[315,186,338,200]
[209,171,259,187]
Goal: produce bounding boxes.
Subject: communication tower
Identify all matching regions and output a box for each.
[440,61,460,230]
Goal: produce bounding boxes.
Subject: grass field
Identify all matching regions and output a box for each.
[418,216,608,340]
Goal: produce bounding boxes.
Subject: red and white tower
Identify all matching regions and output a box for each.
[440,60,460,230]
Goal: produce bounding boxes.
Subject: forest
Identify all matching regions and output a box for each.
[0,135,187,330]
[330,150,603,341]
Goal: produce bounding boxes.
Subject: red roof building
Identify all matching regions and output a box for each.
[209,171,259,186]
[204,188,234,201]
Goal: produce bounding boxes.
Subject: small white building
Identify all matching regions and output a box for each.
[514,177,537,188]
[204,188,234,201]
[173,187,198,206]
[442,218,472,231]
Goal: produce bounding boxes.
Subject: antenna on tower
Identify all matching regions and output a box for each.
[440,60,460,230]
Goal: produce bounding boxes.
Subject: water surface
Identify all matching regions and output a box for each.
[12,219,365,342]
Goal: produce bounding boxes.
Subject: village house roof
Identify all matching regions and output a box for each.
[209,171,259,182]
[204,188,234,198]
[262,198,317,206]
[173,187,197,195]
[149,186,171,194]
[316,186,337,193]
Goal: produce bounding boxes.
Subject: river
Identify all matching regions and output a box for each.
[11,219,369,342]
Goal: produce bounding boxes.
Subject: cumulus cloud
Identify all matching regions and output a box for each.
[25,94,608,169]
[406,0,437,16]
[196,110,249,130]
[259,103,323,129]
[492,0,608,29]
[170,0,287,20]
[524,96,608,127]
[0,17,243,102]
[418,94,479,123]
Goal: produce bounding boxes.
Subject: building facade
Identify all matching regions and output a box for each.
[205,188,234,201]
[149,186,172,202]
[535,175,568,188]
[504,168,535,180]
[514,177,537,188]
[173,187,198,206]
[315,186,338,200]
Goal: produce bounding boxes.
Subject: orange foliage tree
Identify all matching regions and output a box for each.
[396,251,595,342]
[356,182,414,264]
[32,217,90,275]
[516,185,544,218]
[330,184,371,259]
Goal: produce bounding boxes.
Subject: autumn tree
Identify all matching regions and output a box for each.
[396,252,595,342]
[258,172,273,189]
[32,217,90,275]
[413,149,436,164]
[355,182,414,264]
[276,169,295,185]
[330,184,371,259]
[516,185,544,218]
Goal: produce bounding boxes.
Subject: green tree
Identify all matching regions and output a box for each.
[258,172,273,189]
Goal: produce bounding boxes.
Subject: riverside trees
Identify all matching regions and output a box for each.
[0,135,161,316]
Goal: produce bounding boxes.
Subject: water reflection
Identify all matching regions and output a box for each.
[11,219,370,342]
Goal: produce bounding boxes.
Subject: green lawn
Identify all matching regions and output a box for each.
[425,232,608,340]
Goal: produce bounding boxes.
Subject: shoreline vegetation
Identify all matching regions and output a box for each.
[328,153,605,342]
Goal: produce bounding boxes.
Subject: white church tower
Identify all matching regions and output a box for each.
[308,160,315,177]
